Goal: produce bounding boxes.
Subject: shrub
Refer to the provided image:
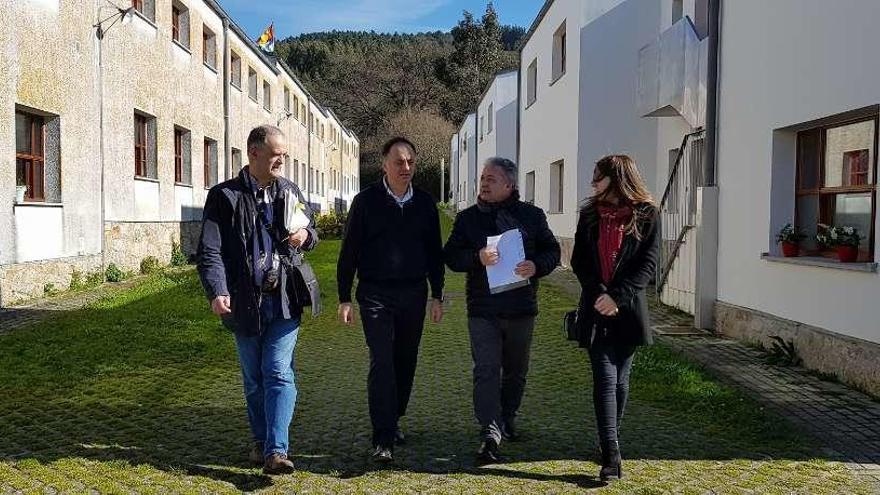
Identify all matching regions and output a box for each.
[106,263,125,283]
[140,256,162,275]
[69,270,85,291]
[315,211,347,240]
[43,283,59,297]
[170,241,188,267]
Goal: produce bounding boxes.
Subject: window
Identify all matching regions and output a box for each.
[796,116,878,259]
[284,87,290,112]
[173,127,191,185]
[15,108,60,203]
[301,104,307,124]
[552,21,566,82]
[248,68,257,101]
[301,163,307,189]
[480,115,484,142]
[231,51,241,89]
[549,160,564,213]
[263,81,271,111]
[131,0,155,22]
[171,2,190,49]
[202,25,216,69]
[293,96,300,120]
[462,132,468,153]
[527,59,537,107]
[204,138,218,188]
[134,111,157,179]
[672,0,683,23]
[524,171,535,204]
[293,159,299,183]
[231,147,242,173]
[488,103,494,133]
[321,172,325,194]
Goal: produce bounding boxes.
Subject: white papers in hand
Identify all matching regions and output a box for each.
[486,228,530,294]
[283,189,310,233]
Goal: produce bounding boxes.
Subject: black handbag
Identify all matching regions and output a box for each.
[282,253,322,317]
[563,307,598,349]
[563,309,579,341]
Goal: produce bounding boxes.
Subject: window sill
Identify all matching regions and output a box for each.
[550,71,566,87]
[249,96,258,104]
[204,63,218,74]
[14,202,63,208]
[761,253,878,273]
[175,182,193,188]
[134,176,160,184]
[172,39,191,54]
[132,9,158,30]
[231,82,242,92]
[525,100,536,111]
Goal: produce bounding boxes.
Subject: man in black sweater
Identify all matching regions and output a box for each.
[337,137,444,463]
[444,157,560,464]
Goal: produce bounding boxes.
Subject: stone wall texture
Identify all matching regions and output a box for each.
[716,301,880,398]
[0,254,102,306]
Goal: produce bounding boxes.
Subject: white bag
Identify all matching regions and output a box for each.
[283,189,310,233]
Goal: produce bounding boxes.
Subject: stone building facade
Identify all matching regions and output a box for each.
[0,0,359,305]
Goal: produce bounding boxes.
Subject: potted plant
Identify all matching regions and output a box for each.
[817,224,862,262]
[15,185,27,204]
[775,223,804,257]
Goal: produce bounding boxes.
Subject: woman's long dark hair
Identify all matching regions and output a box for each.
[582,154,656,240]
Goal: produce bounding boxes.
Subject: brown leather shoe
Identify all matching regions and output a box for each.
[249,441,264,465]
[263,453,295,475]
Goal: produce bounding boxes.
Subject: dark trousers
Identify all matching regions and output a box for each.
[357,281,427,447]
[588,334,637,445]
[468,316,535,443]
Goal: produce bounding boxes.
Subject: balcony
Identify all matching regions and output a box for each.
[637,17,707,128]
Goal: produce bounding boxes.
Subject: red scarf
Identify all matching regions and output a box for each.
[597,204,633,285]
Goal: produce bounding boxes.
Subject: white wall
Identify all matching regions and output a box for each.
[477,71,518,166]
[14,206,64,262]
[716,0,880,344]
[456,113,476,210]
[450,133,459,204]
[519,0,627,237]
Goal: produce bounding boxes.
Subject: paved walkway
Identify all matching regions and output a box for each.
[0,279,140,335]
[545,269,880,490]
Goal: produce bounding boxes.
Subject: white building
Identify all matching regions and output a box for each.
[449,133,459,204]
[519,0,707,270]
[712,0,880,396]
[476,70,519,169]
[453,113,477,210]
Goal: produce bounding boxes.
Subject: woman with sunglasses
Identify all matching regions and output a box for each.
[569,155,660,481]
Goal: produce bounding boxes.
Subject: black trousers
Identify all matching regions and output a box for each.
[357,281,427,447]
[468,316,535,443]
[588,333,637,445]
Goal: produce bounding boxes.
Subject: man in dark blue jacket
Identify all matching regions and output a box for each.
[444,157,560,464]
[197,125,318,475]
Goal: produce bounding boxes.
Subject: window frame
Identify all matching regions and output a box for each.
[551,21,567,84]
[795,115,879,261]
[134,113,148,178]
[263,81,272,112]
[230,51,242,90]
[202,25,217,70]
[15,110,46,202]
[526,59,538,108]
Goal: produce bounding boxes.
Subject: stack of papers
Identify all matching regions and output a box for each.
[486,228,530,294]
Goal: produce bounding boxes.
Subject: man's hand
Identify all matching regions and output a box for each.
[514,260,536,279]
[430,298,443,323]
[289,229,309,249]
[479,247,499,266]
[338,303,354,325]
[211,295,232,316]
[594,294,619,317]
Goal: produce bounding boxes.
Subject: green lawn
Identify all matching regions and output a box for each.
[0,216,870,494]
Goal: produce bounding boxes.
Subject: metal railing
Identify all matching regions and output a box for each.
[656,129,705,293]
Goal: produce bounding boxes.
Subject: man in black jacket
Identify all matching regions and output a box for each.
[198,125,318,475]
[337,137,444,463]
[443,157,560,464]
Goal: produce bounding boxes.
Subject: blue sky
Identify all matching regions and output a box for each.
[218,0,541,40]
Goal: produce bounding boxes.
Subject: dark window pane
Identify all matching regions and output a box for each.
[825,120,875,187]
[15,113,30,153]
[16,158,27,187]
[797,128,820,190]
[796,195,819,251]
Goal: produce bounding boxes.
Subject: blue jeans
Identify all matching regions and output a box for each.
[234,316,300,459]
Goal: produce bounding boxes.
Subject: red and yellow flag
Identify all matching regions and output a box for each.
[256,23,275,53]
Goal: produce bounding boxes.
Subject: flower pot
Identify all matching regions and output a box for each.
[837,245,859,263]
[781,242,799,257]
[15,185,27,204]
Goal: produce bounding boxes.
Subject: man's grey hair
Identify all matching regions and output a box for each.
[484,157,518,187]
[247,125,285,151]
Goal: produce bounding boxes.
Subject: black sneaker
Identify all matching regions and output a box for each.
[476,438,500,465]
[394,428,406,445]
[500,419,520,441]
[372,445,394,464]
